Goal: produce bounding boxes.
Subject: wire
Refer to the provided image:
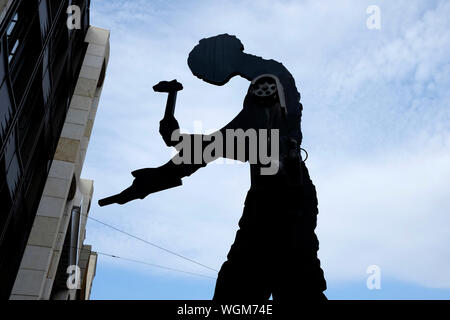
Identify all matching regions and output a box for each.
[85,215,219,273]
[96,251,217,280]
[63,244,216,280]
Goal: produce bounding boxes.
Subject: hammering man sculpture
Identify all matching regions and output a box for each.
[99,34,327,301]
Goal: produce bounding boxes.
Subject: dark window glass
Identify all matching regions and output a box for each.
[7,10,24,66]
[42,43,49,75]
[42,67,51,106]
[0,41,6,84]
[0,81,14,141]
[38,0,50,39]
[0,154,12,233]
[6,152,20,199]
[4,131,21,199]
[50,8,69,85]
[83,2,89,33]
[70,30,86,80]
[6,13,19,64]
[49,0,63,20]
[10,2,41,105]
[8,39,19,64]
[23,130,49,206]
[6,13,18,37]
[18,73,45,167]
[51,75,70,139]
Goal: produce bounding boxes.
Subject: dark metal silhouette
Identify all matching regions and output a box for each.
[153,80,183,147]
[99,34,327,302]
[97,80,184,207]
[153,80,183,116]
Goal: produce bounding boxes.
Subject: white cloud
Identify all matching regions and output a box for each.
[82,0,450,290]
[315,131,450,288]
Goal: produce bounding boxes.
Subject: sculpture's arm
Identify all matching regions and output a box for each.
[98,104,264,206]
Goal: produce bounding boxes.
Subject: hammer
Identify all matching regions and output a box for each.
[98,80,184,207]
[153,79,183,120]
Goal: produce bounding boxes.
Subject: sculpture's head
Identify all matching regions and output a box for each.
[188,34,244,85]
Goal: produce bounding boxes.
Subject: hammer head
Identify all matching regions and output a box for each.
[153,80,183,93]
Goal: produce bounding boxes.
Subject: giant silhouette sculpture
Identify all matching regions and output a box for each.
[99,34,327,301]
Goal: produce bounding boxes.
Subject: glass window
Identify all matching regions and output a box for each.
[6,13,18,36]
[50,5,69,69]
[0,155,13,236]
[6,152,21,199]
[0,41,5,84]
[22,129,48,207]
[8,39,19,63]
[4,131,21,199]
[10,1,42,103]
[42,43,49,74]
[42,67,51,106]
[6,13,19,65]
[38,0,50,39]
[4,129,16,175]
[18,75,45,167]
[0,81,14,141]
[51,78,69,138]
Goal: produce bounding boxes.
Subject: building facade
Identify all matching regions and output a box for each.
[0,0,109,299]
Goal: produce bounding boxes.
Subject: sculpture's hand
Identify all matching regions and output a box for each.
[98,167,182,207]
[97,183,141,207]
[159,116,180,147]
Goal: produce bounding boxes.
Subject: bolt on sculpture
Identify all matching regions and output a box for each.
[99,34,327,302]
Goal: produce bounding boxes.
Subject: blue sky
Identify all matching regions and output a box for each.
[82,0,450,299]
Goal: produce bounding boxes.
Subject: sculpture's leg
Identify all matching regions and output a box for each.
[213,163,327,302]
[213,191,273,302]
[271,163,327,302]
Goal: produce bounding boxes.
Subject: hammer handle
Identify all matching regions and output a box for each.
[164,91,178,119]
